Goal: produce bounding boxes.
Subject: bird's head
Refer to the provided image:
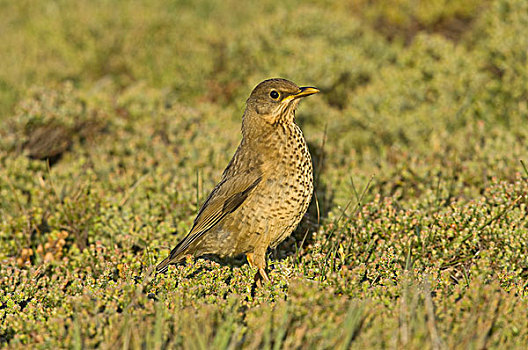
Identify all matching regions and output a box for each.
[244,78,319,127]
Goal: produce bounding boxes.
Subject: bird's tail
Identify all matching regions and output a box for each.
[155,256,172,274]
[155,242,187,274]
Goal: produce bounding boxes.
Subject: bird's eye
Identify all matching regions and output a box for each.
[270,90,280,99]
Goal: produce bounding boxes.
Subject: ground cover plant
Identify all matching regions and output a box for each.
[1,0,527,348]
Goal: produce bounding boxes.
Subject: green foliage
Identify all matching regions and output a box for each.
[1,0,527,348]
[347,0,489,42]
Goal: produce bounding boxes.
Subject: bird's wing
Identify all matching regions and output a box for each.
[189,173,262,239]
[156,172,262,273]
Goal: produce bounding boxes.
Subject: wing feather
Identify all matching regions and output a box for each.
[156,173,261,273]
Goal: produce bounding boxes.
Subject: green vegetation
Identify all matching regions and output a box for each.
[1,0,527,348]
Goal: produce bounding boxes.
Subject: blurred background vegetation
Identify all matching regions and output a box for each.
[1,0,527,348]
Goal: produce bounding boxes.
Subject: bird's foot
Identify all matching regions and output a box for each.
[247,252,270,288]
[254,268,270,288]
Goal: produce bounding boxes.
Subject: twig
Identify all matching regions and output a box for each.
[119,173,149,207]
[423,280,444,350]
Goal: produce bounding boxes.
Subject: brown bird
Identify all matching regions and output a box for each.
[156,78,319,284]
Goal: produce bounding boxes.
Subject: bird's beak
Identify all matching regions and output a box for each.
[297,86,320,97]
[282,86,320,104]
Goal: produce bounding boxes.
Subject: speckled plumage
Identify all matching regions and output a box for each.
[156,78,319,284]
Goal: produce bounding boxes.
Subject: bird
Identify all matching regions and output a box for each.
[156,78,319,285]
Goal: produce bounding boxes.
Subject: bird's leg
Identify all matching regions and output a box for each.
[258,267,270,284]
[246,252,255,268]
[247,250,270,287]
[247,252,262,288]
[253,250,270,287]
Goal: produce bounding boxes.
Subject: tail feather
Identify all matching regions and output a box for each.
[156,243,187,274]
[155,256,172,274]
